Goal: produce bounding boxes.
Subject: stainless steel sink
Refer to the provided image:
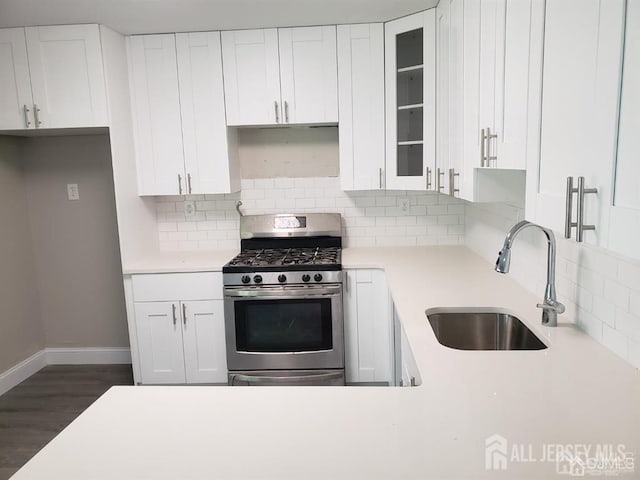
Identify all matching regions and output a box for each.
[426,309,547,351]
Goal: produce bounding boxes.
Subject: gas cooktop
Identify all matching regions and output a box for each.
[223,246,341,273]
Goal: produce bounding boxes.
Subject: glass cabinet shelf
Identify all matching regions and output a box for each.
[398,103,424,110]
[398,140,424,145]
[397,64,424,73]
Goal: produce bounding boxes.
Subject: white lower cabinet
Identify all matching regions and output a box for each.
[128,273,227,385]
[343,269,394,385]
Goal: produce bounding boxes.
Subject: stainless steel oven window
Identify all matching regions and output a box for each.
[234,298,333,353]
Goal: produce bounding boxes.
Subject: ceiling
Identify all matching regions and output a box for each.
[0,0,438,35]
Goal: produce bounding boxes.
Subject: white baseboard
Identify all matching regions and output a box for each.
[0,350,47,396]
[45,347,131,365]
[0,347,131,396]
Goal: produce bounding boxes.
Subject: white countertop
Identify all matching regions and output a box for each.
[13,246,640,479]
[121,249,238,274]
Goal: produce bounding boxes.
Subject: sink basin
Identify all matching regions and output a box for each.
[426,309,547,351]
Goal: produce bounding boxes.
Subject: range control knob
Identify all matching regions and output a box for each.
[302,274,311,283]
[314,273,323,282]
[278,274,287,283]
[253,275,263,284]
[241,275,251,284]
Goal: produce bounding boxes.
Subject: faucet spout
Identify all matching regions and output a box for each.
[494,221,565,327]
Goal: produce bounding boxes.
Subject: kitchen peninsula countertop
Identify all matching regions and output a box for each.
[13,247,640,479]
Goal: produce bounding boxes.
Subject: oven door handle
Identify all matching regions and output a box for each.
[224,286,341,298]
[229,371,344,385]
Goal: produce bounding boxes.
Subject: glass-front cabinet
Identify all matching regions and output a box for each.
[385,10,436,190]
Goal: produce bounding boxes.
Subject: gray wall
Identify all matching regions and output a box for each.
[23,135,129,348]
[0,138,45,372]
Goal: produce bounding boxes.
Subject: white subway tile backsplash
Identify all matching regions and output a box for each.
[602,324,629,360]
[592,296,616,327]
[155,176,463,252]
[604,279,630,310]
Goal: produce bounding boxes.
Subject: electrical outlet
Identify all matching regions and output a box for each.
[399,197,410,213]
[67,184,79,201]
[184,200,196,218]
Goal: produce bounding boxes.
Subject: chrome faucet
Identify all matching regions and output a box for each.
[495,220,565,327]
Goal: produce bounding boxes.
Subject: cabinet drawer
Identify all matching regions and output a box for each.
[132,272,222,302]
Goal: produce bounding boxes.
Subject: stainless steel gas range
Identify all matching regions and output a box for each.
[223,213,345,386]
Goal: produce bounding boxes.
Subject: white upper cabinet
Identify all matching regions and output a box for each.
[222,26,338,126]
[0,24,107,130]
[129,32,239,196]
[176,32,239,195]
[337,23,385,191]
[527,0,625,245]
[607,1,640,260]
[128,34,185,196]
[279,26,338,124]
[462,0,544,177]
[436,0,541,203]
[221,29,281,126]
[0,28,33,129]
[385,10,437,191]
[25,25,108,128]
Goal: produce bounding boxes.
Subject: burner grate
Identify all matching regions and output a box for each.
[227,247,341,268]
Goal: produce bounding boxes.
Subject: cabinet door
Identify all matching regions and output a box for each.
[494,0,544,170]
[176,32,239,195]
[25,25,107,128]
[221,29,281,126]
[134,302,186,384]
[337,24,385,191]
[181,300,227,384]
[343,270,393,384]
[0,28,33,130]
[385,10,436,191]
[527,0,625,244]
[128,34,185,196]
[608,1,640,260]
[437,0,466,198]
[279,26,338,124]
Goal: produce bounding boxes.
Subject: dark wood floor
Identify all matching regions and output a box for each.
[0,365,133,480]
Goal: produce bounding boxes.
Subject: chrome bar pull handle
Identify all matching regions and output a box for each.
[480,128,487,167]
[576,176,598,242]
[448,168,460,197]
[274,100,280,123]
[378,167,383,189]
[33,104,42,127]
[178,174,183,195]
[486,127,498,167]
[436,168,445,192]
[172,304,177,327]
[284,100,289,123]
[23,105,31,128]
[182,304,187,327]
[187,173,193,194]
[564,177,576,239]
[426,167,432,190]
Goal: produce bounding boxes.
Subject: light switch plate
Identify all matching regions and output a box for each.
[67,184,79,201]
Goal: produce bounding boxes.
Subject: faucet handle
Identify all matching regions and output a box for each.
[536,300,565,314]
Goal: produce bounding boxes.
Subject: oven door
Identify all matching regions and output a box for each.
[224,284,344,371]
